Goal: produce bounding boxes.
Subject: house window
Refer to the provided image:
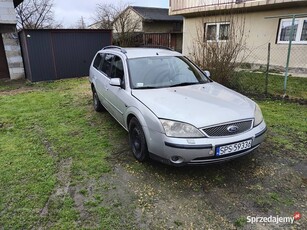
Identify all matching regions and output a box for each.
[277,17,307,44]
[205,22,230,42]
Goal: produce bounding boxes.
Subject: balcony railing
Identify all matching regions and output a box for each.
[170,0,258,12]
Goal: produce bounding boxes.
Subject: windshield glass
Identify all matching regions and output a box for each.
[128,56,209,89]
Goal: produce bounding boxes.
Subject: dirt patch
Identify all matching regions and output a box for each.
[34,126,76,228]
[0,87,43,96]
[70,138,306,229]
[40,158,73,218]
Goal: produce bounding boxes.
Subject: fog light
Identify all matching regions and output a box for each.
[171,156,179,161]
[170,156,184,164]
[209,150,214,155]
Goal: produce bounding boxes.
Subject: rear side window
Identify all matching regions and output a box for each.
[93,53,103,69]
[111,56,124,79]
[100,54,114,77]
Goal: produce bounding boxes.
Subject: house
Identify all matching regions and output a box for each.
[0,0,24,80]
[169,0,307,73]
[90,6,184,52]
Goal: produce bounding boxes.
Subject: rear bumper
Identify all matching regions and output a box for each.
[146,121,267,166]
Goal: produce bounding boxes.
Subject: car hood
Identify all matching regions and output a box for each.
[131,82,255,128]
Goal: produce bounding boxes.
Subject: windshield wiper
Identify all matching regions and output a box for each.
[134,86,158,89]
[169,82,199,87]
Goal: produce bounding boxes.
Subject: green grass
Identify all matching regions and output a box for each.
[232,71,307,99]
[0,78,126,228]
[234,216,247,228]
[0,77,306,228]
[258,100,307,157]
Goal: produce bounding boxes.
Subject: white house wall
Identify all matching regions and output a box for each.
[113,8,143,34]
[183,8,307,70]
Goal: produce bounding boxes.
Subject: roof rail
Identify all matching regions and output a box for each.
[102,45,127,54]
[139,45,173,51]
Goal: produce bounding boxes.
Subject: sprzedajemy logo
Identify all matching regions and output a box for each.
[247,212,301,225]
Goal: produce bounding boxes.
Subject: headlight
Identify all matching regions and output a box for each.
[254,104,263,127]
[160,119,204,138]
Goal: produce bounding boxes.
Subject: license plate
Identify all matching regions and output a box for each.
[216,139,252,156]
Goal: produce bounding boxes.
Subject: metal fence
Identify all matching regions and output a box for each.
[232,42,307,100]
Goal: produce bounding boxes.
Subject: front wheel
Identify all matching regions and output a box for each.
[129,118,149,162]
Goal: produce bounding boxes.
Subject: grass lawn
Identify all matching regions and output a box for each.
[0,77,306,229]
[231,71,307,100]
[0,78,126,228]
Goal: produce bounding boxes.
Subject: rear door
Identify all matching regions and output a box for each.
[104,54,127,126]
[90,53,105,103]
[98,53,114,112]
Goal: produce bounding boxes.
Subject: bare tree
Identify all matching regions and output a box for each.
[92,3,142,46]
[74,16,86,29]
[92,3,117,30]
[191,13,249,86]
[15,0,61,29]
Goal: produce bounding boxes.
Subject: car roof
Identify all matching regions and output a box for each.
[100,47,183,59]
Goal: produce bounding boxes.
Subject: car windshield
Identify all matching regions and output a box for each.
[128,56,210,89]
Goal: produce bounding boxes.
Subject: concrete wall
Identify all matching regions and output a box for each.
[182,7,307,71]
[2,33,24,79]
[0,0,16,24]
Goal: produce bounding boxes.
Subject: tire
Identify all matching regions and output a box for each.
[129,117,149,162]
[92,87,104,112]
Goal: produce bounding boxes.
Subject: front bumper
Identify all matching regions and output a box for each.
[146,120,267,165]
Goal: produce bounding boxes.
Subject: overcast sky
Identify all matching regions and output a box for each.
[53,0,169,28]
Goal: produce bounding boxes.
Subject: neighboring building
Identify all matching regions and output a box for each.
[90,6,183,52]
[0,0,24,79]
[169,0,307,72]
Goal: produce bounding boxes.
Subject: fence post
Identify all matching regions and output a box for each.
[284,15,296,96]
[265,42,270,95]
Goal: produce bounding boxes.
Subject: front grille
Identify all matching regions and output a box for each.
[201,120,253,137]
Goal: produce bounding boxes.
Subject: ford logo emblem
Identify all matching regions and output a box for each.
[227,125,239,133]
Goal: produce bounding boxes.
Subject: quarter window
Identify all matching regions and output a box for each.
[93,53,103,69]
[277,17,307,44]
[205,22,230,42]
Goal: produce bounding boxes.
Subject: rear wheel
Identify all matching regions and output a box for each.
[129,118,149,162]
[92,87,104,112]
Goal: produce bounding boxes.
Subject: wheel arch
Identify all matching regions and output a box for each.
[91,83,95,91]
[127,113,136,128]
[125,107,152,144]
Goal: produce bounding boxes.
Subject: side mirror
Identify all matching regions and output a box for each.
[203,70,211,78]
[109,78,121,87]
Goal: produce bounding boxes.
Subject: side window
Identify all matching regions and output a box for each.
[110,55,124,79]
[100,53,114,77]
[93,53,103,69]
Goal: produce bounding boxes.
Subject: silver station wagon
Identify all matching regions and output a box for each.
[89,46,267,166]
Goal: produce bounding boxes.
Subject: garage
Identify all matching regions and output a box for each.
[19,29,112,82]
